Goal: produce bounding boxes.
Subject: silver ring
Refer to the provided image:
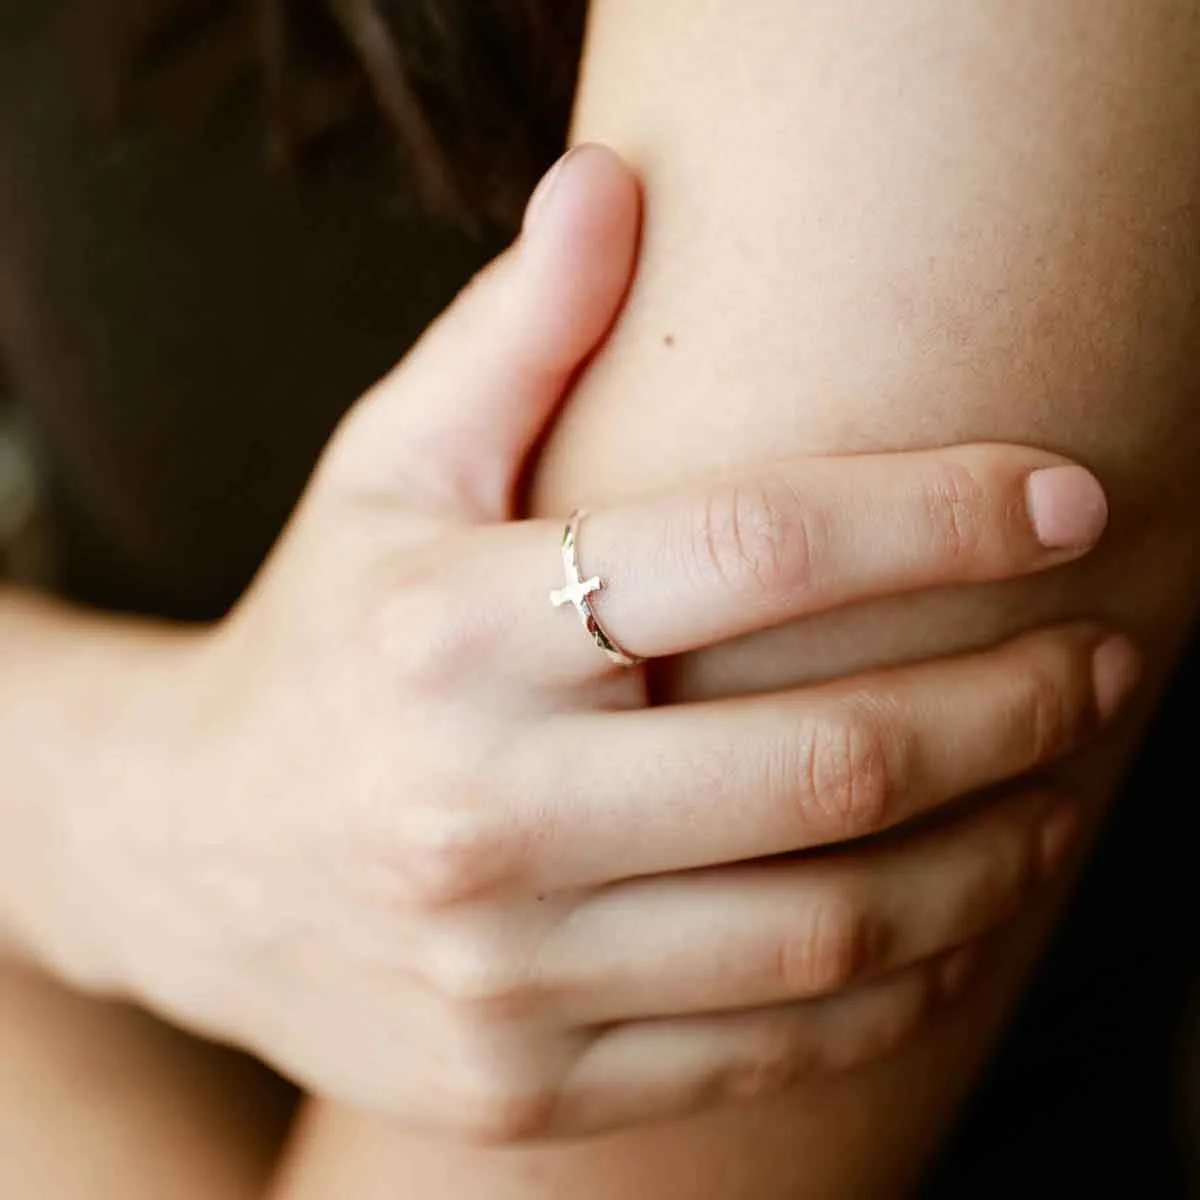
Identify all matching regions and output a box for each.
[549,510,644,667]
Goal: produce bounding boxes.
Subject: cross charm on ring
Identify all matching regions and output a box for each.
[548,510,644,667]
[550,567,603,616]
[549,512,604,617]
[550,574,603,614]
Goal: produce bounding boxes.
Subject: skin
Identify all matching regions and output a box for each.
[0,142,1129,1196]
[0,959,293,1200]
[274,1,1200,1197]
[0,138,1128,1190]
[0,1,1196,1195]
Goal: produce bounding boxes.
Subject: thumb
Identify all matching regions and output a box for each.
[332,144,642,519]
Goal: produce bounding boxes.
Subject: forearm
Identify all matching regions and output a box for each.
[0,586,195,981]
[0,611,292,1200]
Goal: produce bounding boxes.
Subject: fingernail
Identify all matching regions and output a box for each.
[935,943,980,1005]
[1025,465,1108,550]
[1091,633,1143,722]
[1038,802,1081,879]
[522,146,579,234]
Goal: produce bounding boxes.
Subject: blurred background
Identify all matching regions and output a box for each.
[0,377,53,586]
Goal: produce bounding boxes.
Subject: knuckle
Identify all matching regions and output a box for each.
[787,893,874,996]
[364,571,504,697]
[344,737,527,916]
[987,838,1038,923]
[437,1010,558,1143]
[794,703,901,837]
[390,809,517,910]
[922,458,990,567]
[826,979,930,1074]
[944,855,1025,942]
[410,436,507,514]
[964,852,1018,922]
[1010,652,1079,766]
[452,1070,556,1144]
[695,480,820,601]
[360,578,439,680]
[973,805,1045,922]
[721,1028,812,1103]
[428,934,541,1017]
[810,970,937,1077]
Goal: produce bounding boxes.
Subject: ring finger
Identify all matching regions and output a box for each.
[545,784,1069,1025]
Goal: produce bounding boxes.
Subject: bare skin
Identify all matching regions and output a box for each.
[0,2,1195,1197]
[0,960,293,1200]
[0,141,1127,1196]
[274,1,1200,1197]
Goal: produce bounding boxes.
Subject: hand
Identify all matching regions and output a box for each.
[59,146,1137,1140]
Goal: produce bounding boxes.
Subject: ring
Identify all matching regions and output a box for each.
[549,510,644,667]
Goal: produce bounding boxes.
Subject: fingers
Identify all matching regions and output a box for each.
[424,442,1109,689]
[550,950,970,1135]
[330,145,640,518]
[544,784,1070,1025]
[516,445,1109,679]
[513,624,1140,889]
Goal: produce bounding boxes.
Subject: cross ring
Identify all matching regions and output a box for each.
[549,510,644,667]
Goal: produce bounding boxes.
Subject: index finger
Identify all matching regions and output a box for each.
[519,443,1106,683]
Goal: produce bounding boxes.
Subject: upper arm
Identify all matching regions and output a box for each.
[523,1,1200,1194]
[536,0,1200,690]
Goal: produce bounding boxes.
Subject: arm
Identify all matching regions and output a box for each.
[2,134,1133,1193]
[538,0,1200,1191]
[282,2,1199,1196]
[0,590,194,973]
[0,592,295,1200]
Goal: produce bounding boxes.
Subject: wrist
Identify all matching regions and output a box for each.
[0,589,212,994]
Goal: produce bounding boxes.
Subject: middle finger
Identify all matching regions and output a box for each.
[511,623,1137,890]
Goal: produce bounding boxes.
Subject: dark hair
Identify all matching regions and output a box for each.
[82,0,587,233]
[331,1,588,229]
